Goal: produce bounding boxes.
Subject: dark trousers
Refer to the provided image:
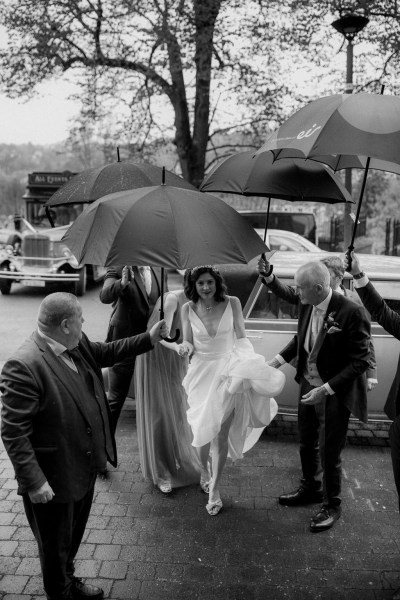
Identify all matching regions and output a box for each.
[298,377,350,506]
[23,481,95,600]
[108,361,136,432]
[389,416,400,511]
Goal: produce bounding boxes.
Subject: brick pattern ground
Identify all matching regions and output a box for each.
[1,410,400,600]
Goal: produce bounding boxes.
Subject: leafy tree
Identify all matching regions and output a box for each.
[1,0,400,192]
[0,0,300,186]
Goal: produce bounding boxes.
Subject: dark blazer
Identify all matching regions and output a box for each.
[100,266,167,341]
[0,330,153,502]
[278,290,371,422]
[356,281,400,420]
[263,276,377,379]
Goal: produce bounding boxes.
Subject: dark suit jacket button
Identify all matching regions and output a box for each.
[87,428,92,434]
[86,451,92,456]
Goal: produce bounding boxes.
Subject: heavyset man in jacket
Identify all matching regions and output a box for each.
[0,292,168,600]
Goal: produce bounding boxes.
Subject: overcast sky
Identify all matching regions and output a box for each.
[0,23,80,146]
[0,79,80,146]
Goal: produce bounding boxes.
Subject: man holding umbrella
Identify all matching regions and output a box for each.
[100,265,167,432]
[345,251,400,600]
[261,260,371,532]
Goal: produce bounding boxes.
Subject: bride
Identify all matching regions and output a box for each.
[179,265,285,516]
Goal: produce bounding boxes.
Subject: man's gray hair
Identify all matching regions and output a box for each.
[321,256,345,279]
[38,292,79,329]
[298,261,330,288]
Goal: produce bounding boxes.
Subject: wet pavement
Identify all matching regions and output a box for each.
[1,408,400,600]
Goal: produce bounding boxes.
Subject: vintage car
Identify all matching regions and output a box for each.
[219,250,400,421]
[0,171,105,296]
[0,223,90,296]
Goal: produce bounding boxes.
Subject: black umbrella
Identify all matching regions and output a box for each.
[200,150,353,242]
[257,90,400,261]
[62,184,269,342]
[45,159,195,208]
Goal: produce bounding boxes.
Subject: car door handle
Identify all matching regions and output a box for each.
[246,335,262,339]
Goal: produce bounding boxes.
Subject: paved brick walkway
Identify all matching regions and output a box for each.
[1,410,400,600]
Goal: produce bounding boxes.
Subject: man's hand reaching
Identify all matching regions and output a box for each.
[149,319,169,344]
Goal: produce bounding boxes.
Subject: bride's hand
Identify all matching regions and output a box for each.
[178,344,189,357]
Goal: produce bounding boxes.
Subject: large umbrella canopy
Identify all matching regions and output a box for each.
[258,93,400,167]
[200,150,354,204]
[62,185,269,269]
[45,160,195,207]
[257,92,400,251]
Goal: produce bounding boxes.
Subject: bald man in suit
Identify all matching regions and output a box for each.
[1,292,167,600]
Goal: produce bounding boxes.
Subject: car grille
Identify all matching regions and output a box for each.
[22,235,50,267]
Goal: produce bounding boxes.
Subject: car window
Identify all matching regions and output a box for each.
[246,277,400,321]
[240,212,317,243]
[247,282,299,320]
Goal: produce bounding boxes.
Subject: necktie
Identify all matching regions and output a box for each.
[62,350,78,373]
[139,266,152,296]
[310,307,323,350]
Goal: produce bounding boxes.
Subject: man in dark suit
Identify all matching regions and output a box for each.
[345,252,400,600]
[100,265,167,431]
[263,261,371,532]
[0,292,168,600]
[257,254,378,389]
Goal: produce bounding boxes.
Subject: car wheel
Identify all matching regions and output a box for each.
[73,267,87,296]
[0,265,12,295]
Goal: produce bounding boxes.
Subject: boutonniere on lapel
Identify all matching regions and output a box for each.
[323,312,342,334]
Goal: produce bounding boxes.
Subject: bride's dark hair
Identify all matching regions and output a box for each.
[184,266,227,303]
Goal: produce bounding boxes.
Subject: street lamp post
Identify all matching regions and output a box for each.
[331,12,369,248]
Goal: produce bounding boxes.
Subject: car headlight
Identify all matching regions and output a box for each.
[53,243,73,259]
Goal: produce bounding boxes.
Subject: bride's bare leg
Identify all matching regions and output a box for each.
[209,411,234,504]
[198,443,212,491]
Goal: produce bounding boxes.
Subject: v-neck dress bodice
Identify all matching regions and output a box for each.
[182,299,285,460]
[189,301,234,358]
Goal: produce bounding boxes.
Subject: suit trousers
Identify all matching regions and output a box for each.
[298,377,350,506]
[389,416,400,511]
[23,479,95,600]
[108,361,136,432]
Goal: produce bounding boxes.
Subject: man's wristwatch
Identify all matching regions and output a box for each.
[353,271,365,279]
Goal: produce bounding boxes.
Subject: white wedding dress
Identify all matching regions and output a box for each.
[182,299,285,460]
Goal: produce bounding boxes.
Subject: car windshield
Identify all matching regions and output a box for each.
[25,201,84,228]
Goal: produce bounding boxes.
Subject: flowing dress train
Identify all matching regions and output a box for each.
[135,293,201,488]
[182,299,285,460]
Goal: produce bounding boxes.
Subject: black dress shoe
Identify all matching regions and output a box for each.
[279,487,323,506]
[71,577,104,599]
[310,505,341,532]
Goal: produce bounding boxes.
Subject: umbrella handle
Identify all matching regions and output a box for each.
[345,245,354,273]
[163,329,180,343]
